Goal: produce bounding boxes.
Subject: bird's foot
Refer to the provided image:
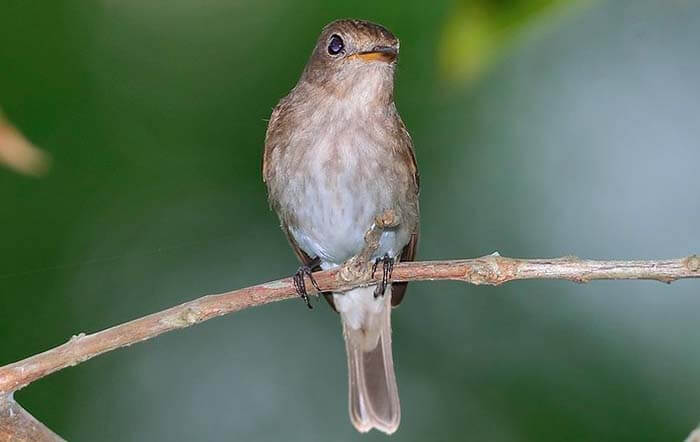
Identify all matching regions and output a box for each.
[372,254,394,298]
[293,264,321,309]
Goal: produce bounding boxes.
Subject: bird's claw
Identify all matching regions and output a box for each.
[293,265,321,309]
[372,254,394,298]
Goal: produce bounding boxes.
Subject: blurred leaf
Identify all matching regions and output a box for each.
[688,425,700,442]
[0,110,50,177]
[438,0,596,83]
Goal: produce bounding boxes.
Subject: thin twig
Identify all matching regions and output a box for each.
[0,253,698,395]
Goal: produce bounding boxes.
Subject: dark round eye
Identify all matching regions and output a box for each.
[328,34,344,55]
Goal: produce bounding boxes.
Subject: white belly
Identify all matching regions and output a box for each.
[285,130,409,266]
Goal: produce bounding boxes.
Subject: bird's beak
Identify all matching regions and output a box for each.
[353,46,397,63]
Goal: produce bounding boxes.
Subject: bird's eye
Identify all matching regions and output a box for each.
[328,34,344,55]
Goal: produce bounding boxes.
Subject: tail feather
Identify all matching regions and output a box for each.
[336,286,400,434]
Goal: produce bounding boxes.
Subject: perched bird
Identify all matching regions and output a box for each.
[262,19,419,434]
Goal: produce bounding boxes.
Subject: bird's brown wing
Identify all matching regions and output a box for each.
[262,99,287,185]
[391,230,418,307]
[391,117,420,307]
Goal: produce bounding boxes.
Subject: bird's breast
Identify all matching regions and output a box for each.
[282,114,410,266]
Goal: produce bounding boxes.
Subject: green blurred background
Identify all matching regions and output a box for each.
[2,0,699,440]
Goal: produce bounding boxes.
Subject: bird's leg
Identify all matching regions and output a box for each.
[372,254,394,298]
[293,257,322,309]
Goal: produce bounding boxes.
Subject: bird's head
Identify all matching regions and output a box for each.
[300,19,400,103]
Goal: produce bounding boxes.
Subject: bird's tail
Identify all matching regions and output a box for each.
[334,285,400,434]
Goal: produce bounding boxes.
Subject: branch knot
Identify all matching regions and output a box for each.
[337,209,399,288]
[685,255,700,272]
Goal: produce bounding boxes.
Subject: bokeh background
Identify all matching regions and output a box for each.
[2,0,699,440]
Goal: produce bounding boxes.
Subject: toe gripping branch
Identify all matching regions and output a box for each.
[372,254,394,298]
[293,261,322,309]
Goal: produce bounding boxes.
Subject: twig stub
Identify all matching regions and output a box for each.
[338,209,399,285]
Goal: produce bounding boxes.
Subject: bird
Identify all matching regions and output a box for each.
[262,19,419,434]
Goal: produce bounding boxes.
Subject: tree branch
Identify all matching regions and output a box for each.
[1,252,698,395]
[0,212,698,440]
[0,394,64,442]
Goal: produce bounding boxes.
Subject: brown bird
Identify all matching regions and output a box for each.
[262,19,419,434]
